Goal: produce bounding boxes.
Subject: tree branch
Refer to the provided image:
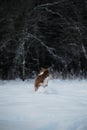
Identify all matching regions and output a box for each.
[33,0,68,10]
[82,44,87,59]
[27,33,66,64]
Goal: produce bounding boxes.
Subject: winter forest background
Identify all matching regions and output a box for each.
[0,0,87,80]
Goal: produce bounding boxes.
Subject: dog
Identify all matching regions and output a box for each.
[34,68,50,91]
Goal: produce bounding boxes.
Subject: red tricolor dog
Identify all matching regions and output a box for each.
[34,68,50,91]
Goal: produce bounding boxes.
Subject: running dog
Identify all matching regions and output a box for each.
[34,68,50,91]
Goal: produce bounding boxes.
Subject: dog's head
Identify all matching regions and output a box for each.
[39,68,49,76]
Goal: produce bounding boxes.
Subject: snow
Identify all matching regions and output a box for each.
[0,79,87,130]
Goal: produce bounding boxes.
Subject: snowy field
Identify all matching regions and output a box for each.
[0,79,87,130]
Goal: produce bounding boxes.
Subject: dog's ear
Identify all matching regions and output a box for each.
[46,67,50,71]
[47,67,50,70]
[40,68,45,72]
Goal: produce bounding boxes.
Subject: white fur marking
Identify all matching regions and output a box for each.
[39,76,50,87]
[38,71,44,76]
[44,76,49,85]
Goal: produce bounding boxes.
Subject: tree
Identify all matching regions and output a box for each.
[0,0,87,79]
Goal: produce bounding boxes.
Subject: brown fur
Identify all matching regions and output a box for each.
[34,68,50,91]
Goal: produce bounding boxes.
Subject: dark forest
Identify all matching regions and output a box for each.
[0,0,87,80]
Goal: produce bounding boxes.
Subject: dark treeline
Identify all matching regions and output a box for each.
[0,0,87,80]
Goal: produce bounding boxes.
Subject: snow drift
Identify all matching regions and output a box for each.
[0,79,87,130]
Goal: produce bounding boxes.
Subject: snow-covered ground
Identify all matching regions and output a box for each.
[0,79,87,130]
